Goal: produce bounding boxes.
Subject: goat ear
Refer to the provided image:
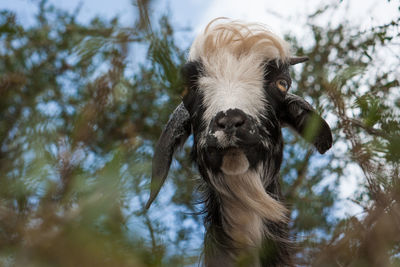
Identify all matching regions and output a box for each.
[280,93,332,154]
[145,103,191,209]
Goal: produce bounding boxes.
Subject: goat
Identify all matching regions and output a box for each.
[145,18,332,266]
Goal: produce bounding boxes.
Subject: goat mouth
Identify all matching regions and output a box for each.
[207,128,260,149]
[220,148,250,175]
[206,137,259,150]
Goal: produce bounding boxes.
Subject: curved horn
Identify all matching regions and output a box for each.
[289,56,309,65]
[145,102,191,209]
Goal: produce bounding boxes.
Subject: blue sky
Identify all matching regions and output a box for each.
[4,0,398,57]
[1,0,209,30]
[2,0,135,25]
[4,0,398,47]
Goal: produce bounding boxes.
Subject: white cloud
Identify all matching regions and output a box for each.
[194,0,398,38]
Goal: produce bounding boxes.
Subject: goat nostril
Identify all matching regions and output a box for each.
[232,116,245,128]
[216,117,227,129]
[234,119,245,128]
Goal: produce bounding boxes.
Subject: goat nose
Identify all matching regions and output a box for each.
[214,110,246,132]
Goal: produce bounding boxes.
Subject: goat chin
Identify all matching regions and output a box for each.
[220,148,249,175]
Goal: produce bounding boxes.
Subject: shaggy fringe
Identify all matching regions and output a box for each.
[189,17,292,64]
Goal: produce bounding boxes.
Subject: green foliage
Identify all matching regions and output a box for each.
[0,1,399,266]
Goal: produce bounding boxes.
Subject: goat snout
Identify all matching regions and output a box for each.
[208,109,259,147]
[211,109,250,134]
[214,109,247,133]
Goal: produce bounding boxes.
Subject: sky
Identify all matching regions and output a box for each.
[2,0,399,217]
[3,0,398,66]
[3,0,398,54]
[3,0,398,33]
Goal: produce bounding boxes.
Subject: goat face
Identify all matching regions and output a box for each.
[181,59,300,178]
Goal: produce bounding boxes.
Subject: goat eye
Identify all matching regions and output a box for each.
[276,79,289,92]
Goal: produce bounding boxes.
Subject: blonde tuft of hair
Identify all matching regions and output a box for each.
[189,17,292,63]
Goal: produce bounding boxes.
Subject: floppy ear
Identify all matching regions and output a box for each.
[145,102,191,209]
[280,93,332,154]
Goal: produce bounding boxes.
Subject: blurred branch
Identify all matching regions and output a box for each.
[347,118,390,139]
[285,148,314,200]
[134,0,152,33]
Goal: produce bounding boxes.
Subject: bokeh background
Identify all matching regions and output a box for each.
[0,0,399,266]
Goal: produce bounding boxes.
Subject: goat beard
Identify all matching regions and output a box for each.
[207,159,288,249]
